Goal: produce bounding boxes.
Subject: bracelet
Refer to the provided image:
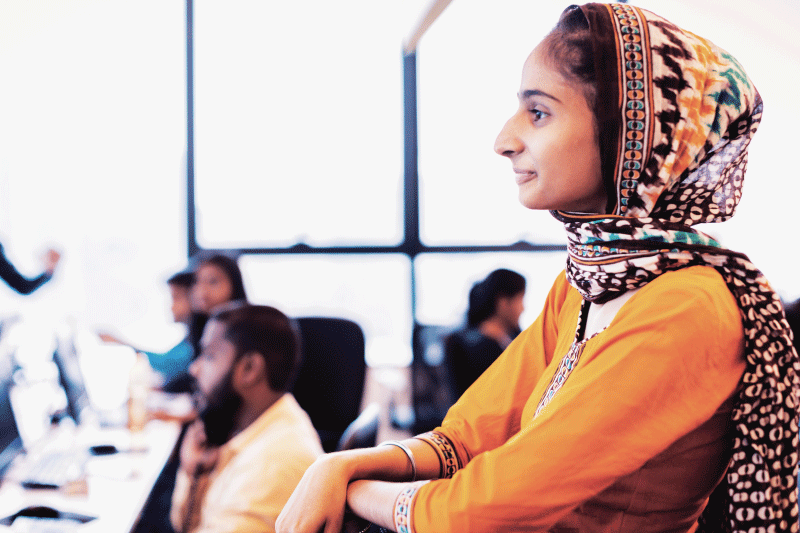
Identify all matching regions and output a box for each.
[413,432,460,479]
[412,435,444,479]
[380,440,417,482]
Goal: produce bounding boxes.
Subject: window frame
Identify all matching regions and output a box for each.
[184,0,566,326]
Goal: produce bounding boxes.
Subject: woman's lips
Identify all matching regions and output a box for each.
[514,169,537,185]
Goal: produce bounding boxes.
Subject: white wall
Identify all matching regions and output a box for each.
[0,0,187,351]
[632,0,800,300]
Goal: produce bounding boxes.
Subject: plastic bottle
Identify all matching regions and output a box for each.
[127,352,150,447]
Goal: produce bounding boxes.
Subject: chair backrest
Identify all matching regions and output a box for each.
[443,328,506,400]
[336,402,380,451]
[410,323,458,435]
[292,317,366,452]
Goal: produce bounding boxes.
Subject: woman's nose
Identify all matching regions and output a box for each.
[494,114,524,157]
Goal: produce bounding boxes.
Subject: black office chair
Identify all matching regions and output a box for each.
[292,317,367,452]
[336,402,380,451]
[407,323,459,435]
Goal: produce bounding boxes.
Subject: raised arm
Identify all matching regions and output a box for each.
[0,244,55,294]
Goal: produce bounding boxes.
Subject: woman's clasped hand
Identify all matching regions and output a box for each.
[275,454,353,533]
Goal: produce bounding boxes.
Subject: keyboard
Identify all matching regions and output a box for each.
[17,450,88,489]
[11,517,80,533]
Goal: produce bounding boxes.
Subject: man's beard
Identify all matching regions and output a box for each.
[196,369,242,447]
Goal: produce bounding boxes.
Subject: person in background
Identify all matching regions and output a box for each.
[99,270,195,386]
[171,304,323,533]
[0,243,60,295]
[165,252,250,395]
[276,4,799,532]
[131,253,252,533]
[446,268,526,397]
[188,252,249,361]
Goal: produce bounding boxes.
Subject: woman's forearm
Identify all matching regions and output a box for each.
[346,479,406,530]
[337,437,442,482]
[339,439,440,531]
[276,438,441,533]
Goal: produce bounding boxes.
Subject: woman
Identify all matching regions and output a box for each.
[447,268,526,397]
[164,252,249,394]
[192,252,248,315]
[277,4,799,532]
[187,252,249,356]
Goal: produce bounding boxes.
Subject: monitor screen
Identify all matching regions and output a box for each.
[52,333,90,424]
[0,352,22,475]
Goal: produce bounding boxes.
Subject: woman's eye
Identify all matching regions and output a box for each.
[529,108,547,121]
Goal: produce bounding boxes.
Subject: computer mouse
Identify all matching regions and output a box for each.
[89,444,119,455]
[16,505,60,519]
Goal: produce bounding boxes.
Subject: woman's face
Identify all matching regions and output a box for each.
[194,263,235,313]
[496,292,525,332]
[494,44,606,214]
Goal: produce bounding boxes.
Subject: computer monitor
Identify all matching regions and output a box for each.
[0,351,23,477]
[51,332,91,425]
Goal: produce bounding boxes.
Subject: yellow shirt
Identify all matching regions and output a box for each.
[412,266,745,532]
[171,393,323,533]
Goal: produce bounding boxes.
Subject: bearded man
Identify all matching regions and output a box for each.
[171,304,323,533]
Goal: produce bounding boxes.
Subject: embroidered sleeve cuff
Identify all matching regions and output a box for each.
[393,482,428,533]
[413,431,461,479]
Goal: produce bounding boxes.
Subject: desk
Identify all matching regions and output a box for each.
[0,419,181,532]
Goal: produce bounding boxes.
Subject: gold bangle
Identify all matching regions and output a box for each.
[379,440,417,482]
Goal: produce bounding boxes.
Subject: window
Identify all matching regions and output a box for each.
[188,0,800,368]
[193,0,424,248]
[415,251,567,327]
[417,0,572,246]
[240,254,412,366]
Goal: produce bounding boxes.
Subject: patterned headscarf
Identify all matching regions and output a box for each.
[552,4,800,532]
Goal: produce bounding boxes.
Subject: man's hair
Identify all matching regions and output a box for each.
[167,270,195,288]
[212,304,300,392]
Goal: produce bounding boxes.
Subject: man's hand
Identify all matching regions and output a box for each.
[43,249,61,275]
[180,419,220,477]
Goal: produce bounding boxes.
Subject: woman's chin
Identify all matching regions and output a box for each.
[517,192,550,212]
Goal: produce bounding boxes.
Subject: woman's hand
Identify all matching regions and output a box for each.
[277,440,440,532]
[276,453,353,533]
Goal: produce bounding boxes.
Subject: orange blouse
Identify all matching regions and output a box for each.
[410,266,746,532]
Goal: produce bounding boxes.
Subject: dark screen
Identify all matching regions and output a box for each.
[0,351,22,474]
[51,334,90,424]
